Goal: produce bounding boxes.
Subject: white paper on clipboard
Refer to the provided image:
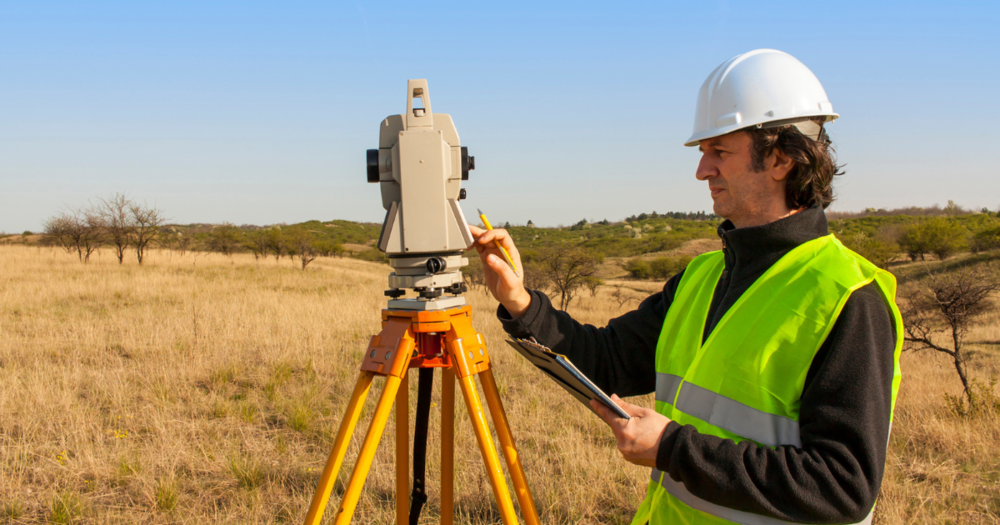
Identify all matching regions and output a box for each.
[505,337,631,420]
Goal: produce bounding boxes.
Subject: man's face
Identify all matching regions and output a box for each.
[695,131,786,227]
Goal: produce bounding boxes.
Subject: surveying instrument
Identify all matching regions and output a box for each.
[304,80,540,525]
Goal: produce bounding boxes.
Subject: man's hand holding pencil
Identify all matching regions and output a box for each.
[469,222,532,318]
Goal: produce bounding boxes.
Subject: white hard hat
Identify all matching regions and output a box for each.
[685,49,838,147]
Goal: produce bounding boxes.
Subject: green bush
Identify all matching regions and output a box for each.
[352,248,387,263]
[841,231,899,269]
[649,256,692,280]
[625,256,691,280]
[970,226,1000,253]
[624,258,652,279]
[898,217,966,261]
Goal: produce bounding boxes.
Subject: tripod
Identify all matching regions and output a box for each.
[304,304,541,525]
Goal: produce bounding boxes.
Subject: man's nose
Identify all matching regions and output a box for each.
[695,154,717,181]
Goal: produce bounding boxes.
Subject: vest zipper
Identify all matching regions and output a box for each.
[719,233,732,292]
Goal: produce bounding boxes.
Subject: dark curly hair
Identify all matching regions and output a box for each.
[745,120,844,210]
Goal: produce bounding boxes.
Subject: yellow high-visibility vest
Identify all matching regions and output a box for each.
[632,234,903,525]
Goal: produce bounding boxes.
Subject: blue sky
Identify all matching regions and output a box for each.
[1,1,998,232]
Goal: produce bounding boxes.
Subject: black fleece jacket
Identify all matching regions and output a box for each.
[497,207,897,524]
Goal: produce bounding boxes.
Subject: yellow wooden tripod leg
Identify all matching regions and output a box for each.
[396,373,409,525]
[457,374,519,525]
[480,368,541,525]
[304,371,375,525]
[440,368,455,525]
[333,374,405,525]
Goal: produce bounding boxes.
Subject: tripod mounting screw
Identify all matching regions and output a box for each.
[418,288,444,299]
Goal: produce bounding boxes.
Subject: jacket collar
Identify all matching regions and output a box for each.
[716,207,830,278]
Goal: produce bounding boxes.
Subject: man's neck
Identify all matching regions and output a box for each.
[729,206,803,229]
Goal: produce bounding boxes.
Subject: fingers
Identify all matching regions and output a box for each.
[476,228,519,259]
[592,397,628,429]
[486,253,515,280]
[590,399,615,424]
[469,224,485,238]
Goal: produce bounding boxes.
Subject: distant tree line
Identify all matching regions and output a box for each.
[39,195,353,271]
[626,210,719,222]
[826,200,994,220]
[839,216,1000,270]
[199,223,347,270]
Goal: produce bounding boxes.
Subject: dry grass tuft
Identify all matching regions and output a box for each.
[1,245,998,523]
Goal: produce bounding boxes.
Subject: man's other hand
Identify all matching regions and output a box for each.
[590,394,671,468]
[469,225,532,317]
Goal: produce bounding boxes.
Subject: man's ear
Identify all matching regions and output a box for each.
[769,148,795,182]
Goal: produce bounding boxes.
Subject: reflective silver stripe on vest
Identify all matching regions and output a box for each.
[655,373,684,405]
[650,469,874,525]
[655,373,802,448]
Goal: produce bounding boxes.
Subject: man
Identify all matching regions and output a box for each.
[469,49,902,524]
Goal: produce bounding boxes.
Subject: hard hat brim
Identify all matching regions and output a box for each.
[683,112,839,147]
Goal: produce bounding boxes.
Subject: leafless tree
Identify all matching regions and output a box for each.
[540,245,602,310]
[902,265,1000,404]
[99,193,136,264]
[129,202,164,264]
[462,258,486,291]
[43,209,105,262]
[522,261,550,295]
[611,285,635,310]
[42,214,77,254]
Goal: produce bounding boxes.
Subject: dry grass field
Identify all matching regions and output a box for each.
[1,245,999,524]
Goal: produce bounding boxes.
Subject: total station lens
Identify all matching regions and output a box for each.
[367,149,380,183]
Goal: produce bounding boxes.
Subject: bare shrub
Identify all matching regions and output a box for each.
[611,285,636,310]
[902,265,1000,405]
[539,245,602,310]
[462,257,486,291]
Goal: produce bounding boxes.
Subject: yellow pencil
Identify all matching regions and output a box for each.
[477,208,520,277]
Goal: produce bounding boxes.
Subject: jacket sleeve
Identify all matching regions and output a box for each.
[496,272,683,398]
[655,283,896,523]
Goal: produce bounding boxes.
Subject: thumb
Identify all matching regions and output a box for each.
[610,394,642,418]
[486,253,515,280]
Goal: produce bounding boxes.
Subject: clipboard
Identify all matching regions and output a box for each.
[505,337,631,420]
